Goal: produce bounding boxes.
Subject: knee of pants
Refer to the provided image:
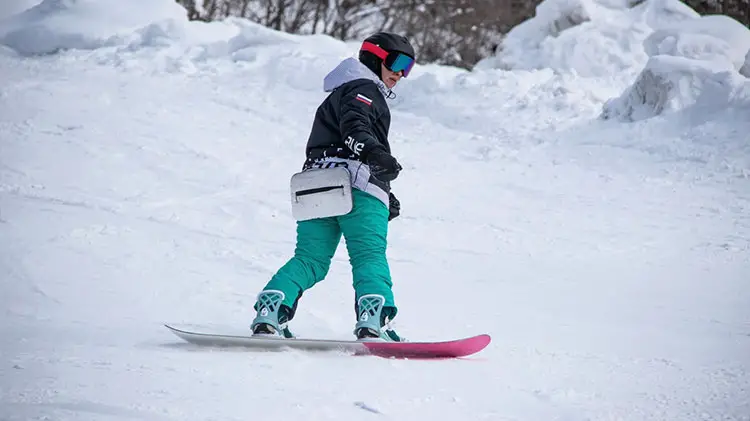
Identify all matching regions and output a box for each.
[349,252,388,270]
[297,254,333,281]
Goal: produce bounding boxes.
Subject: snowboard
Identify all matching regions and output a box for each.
[165,324,490,359]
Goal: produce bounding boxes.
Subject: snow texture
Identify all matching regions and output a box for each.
[477,0,750,121]
[603,13,750,121]
[645,14,750,72]
[1,0,749,421]
[0,0,188,55]
[474,0,680,79]
[602,55,750,121]
[0,0,42,20]
[741,49,750,78]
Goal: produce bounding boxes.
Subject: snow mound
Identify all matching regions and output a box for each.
[602,14,750,121]
[474,0,694,79]
[0,0,327,74]
[601,55,749,121]
[191,18,298,61]
[740,48,750,78]
[0,0,42,20]
[106,16,299,59]
[0,0,188,55]
[645,15,750,71]
[0,44,18,57]
[642,0,699,29]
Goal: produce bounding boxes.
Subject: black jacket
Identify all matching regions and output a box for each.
[304,76,391,166]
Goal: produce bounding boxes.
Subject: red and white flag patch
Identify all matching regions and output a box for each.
[355,93,373,106]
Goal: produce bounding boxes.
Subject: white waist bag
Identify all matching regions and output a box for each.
[290,167,353,221]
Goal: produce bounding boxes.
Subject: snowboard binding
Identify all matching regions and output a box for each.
[251,290,294,339]
[354,294,403,342]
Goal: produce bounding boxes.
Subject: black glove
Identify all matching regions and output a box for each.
[366,149,402,182]
[388,192,400,221]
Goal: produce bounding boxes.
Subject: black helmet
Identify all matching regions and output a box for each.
[359,32,416,79]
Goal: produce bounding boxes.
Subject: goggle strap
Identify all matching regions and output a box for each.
[361,41,389,60]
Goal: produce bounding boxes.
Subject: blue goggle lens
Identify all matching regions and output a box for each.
[387,53,415,77]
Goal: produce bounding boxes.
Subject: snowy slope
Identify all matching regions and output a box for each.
[0,0,41,21]
[1,1,749,420]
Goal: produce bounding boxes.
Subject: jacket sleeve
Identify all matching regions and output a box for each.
[338,82,386,159]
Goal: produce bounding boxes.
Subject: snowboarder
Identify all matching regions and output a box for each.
[250,32,417,341]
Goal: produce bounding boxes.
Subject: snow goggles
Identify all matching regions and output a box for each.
[361,41,415,77]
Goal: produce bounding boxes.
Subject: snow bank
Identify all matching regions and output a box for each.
[473,0,750,121]
[191,17,298,61]
[0,0,326,70]
[474,0,694,79]
[602,14,750,121]
[476,0,612,76]
[645,15,750,72]
[740,48,750,78]
[0,44,18,57]
[601,55,749,121]
[0,0,42,20]
[641,0,699,29]
[0,0,188,55]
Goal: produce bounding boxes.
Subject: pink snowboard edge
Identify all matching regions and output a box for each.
[361,334,491,359]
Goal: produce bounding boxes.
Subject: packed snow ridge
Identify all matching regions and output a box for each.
[476,0,750,121]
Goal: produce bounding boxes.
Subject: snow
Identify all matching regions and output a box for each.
[602,55,750,121]
[642,0,700,28]
[0,0,188,55]
[1,1,749,421]
[742,49,750,77]
[645,14,750,72]
[475,0,657,79]
[603,13,750,121]
[0,0,42,20]
[477,0,750,121]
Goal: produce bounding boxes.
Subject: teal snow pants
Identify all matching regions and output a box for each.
[260,188,395,320]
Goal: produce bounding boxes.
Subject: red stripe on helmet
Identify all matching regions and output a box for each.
[361,41,389,59]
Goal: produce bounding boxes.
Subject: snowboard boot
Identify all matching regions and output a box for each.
[251,290,295,339]
[354,294,404,342]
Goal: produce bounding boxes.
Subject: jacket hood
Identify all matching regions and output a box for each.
[323,58,389,97]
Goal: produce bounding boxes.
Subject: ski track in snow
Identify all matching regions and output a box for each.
[2,10,750,421]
